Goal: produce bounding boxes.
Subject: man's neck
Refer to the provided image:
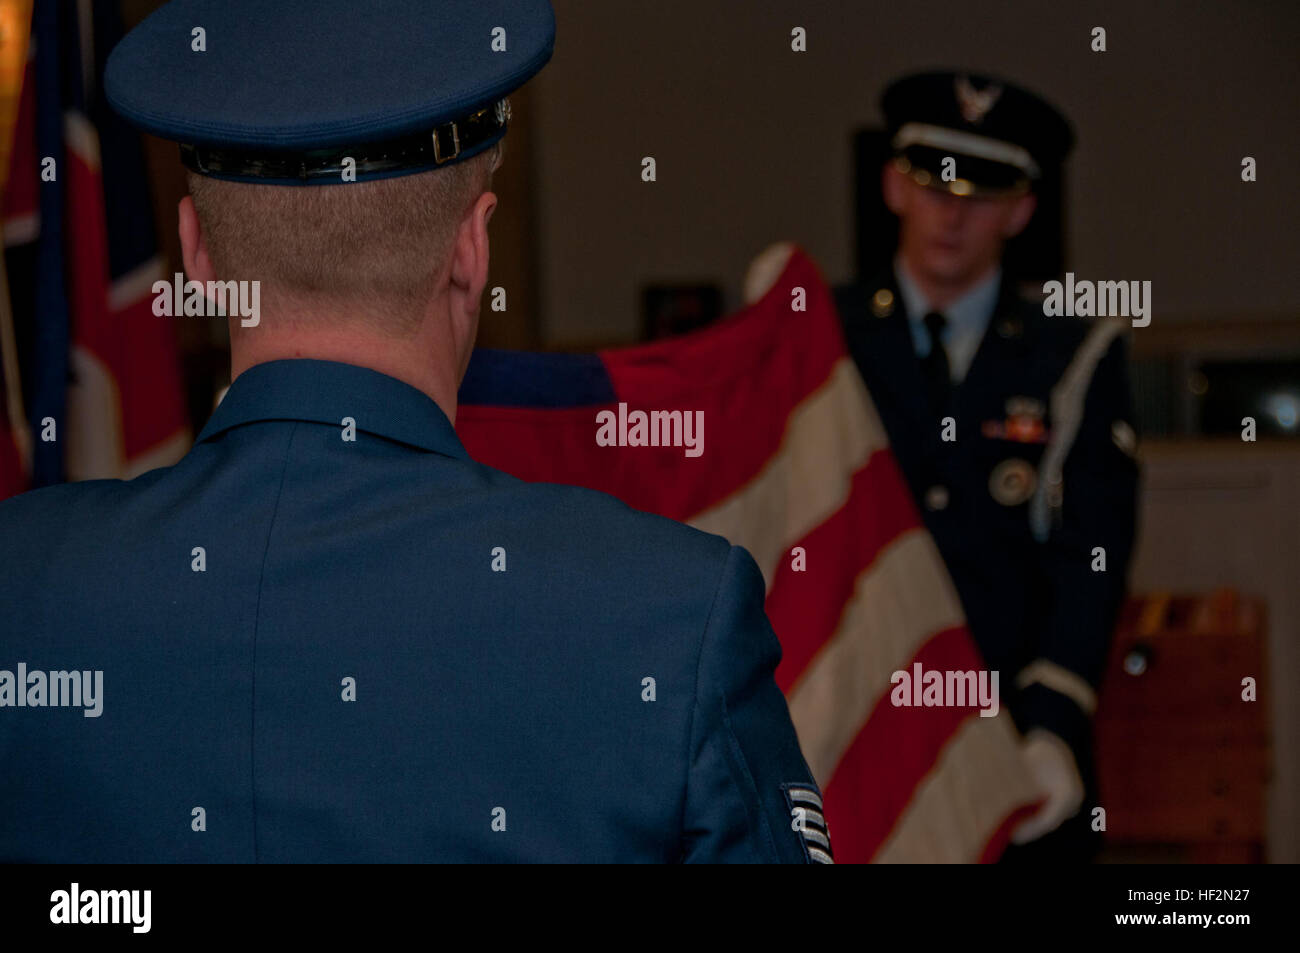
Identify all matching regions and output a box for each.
[229,319,463,424]
[895,255,1000,313]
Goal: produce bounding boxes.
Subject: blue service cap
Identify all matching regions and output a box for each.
[105,0,556,185]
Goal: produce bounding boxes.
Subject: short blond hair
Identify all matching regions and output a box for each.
[187,143,500,332]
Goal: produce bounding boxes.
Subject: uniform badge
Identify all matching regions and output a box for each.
[781,784,833,863]
[981,397,1048,444]
[1006,396,1044,418]
[989,457,1037,506]
[870,288,895,318]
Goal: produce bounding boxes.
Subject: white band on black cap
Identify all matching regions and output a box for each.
[893,122,1041,178]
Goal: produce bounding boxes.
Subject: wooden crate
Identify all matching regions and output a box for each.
[1094,590,1269,862]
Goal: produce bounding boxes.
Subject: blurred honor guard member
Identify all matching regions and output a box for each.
[836,72,1139,860]
[0,0,826,863]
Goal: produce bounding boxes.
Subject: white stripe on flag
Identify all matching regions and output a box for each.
[689,356,887,588]
[108,256,164,312]
[872,713,1040,863]
[62,110,100,170]
[65,346,123,481]
[785,528,965,788]
[123,427,191,480]
[3,212,39,247]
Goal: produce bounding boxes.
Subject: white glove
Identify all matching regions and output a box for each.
[1011,729,1085,844]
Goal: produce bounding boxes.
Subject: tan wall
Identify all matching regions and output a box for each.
[530,0,1299,346]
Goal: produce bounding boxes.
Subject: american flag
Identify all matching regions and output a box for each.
[456,245,1042,862]
[0,0,188,502]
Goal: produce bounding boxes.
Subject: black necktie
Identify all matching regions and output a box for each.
[920,311,950,414]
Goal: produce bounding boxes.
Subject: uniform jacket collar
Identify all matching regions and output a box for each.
[871,265,1040,362]
[196,359,471,461]
[894,258,1002,338]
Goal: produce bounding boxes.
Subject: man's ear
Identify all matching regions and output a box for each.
[449,190,496,309]
[1002,192,1038,239]
[447,190,496,377]
[178,195,216,283]
[881,162,908,216]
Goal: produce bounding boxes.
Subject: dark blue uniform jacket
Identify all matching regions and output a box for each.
[0,359,823,863]
[836,272,1140,786]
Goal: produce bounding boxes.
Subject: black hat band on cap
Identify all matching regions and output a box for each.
[892,122,1041,179]
[893,150,1031,198]
[181,98,511,184]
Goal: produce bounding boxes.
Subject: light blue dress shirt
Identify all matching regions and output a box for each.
[894,258,1002,384]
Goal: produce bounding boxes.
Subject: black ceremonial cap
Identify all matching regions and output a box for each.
[104,0,556,185]
[881,70,1074,197]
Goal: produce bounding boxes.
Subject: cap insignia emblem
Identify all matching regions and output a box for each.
[955,76,1003,125]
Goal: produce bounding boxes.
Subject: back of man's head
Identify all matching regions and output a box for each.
[186,143,500,334]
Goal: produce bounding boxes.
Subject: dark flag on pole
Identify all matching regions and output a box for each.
[1,0,188,502]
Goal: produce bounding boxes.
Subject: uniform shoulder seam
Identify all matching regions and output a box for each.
[247,420,299,863]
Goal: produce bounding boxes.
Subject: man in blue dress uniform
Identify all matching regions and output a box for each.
[0,0,828,863]
[835,71,1140,861]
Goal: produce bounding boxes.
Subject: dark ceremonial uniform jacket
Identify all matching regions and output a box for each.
[835,272,1140,780]
[0,359,825,863]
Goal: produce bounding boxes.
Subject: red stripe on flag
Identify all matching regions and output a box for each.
[766,446,918,693]
[459,354,856,526]
[461,252,849,521]
[111,292,187,460]
[819,625,991,863]
[0,427,23,499]
[596,254,848,518]
[979,802,1040,863]
[65,135,186,467]
[601,252,842,408]
[457,404,632,498]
